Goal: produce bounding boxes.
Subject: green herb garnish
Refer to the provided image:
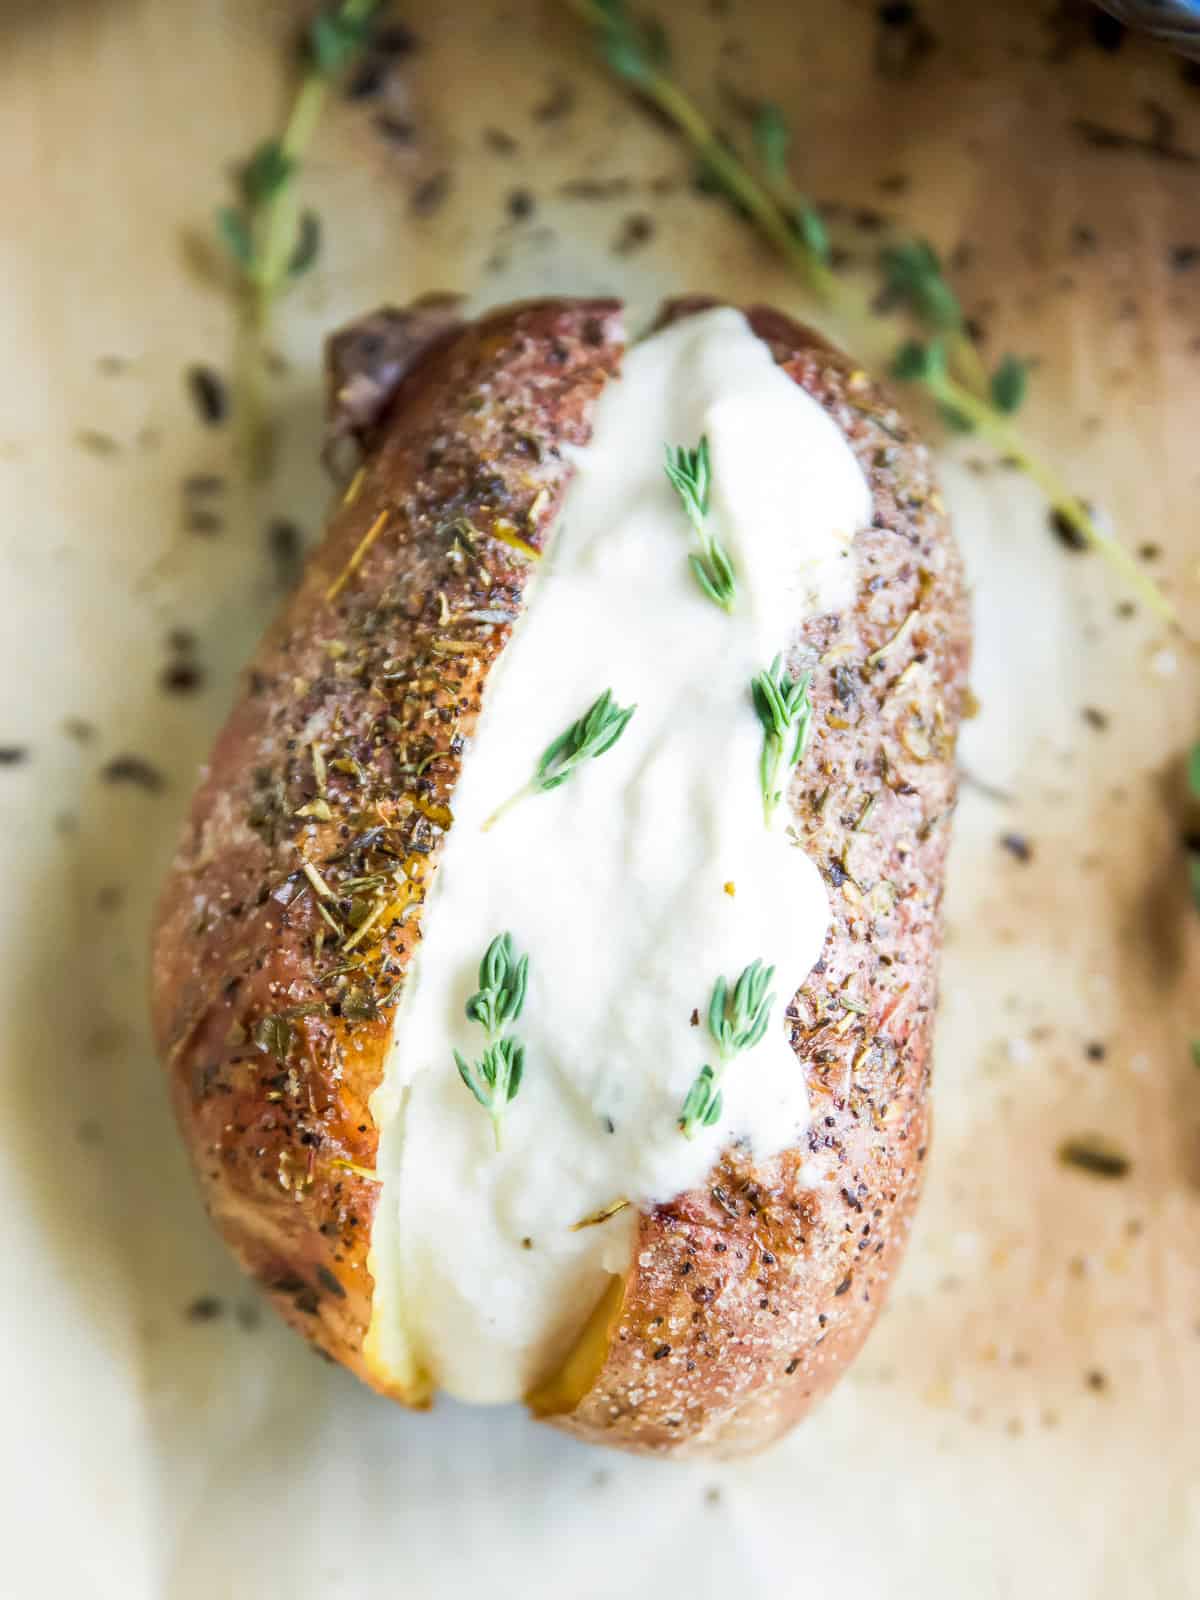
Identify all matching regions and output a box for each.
[453,932,530,1150]
[679,959,776,1139]
[664,435,737,611]
[215,0,379,476]
[563,0,1174,623]
[751,655,814,827]
[483,689,636,829]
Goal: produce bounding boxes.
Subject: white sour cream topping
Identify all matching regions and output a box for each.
[367,308,872,1404]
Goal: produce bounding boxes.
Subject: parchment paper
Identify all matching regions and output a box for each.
[0,2,1196,1595]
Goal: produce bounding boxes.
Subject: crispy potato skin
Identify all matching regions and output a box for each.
[152,295,968,1452]
[152,299,624,1391]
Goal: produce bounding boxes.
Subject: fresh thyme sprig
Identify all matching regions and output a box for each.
[679,959,776,1139]
[562,0,1174,624]
[664,435,737,611]
[483,688,636,829]
[453,932,529,1150]
[751,655,814,827]
[215,0,379,476]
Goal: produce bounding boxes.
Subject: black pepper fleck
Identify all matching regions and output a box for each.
[411,171,450,216]
[185,1295,224,1323]
[101,754,166,792]
[1049,505,1090,551]
[614,213,654,252]
[186,366,228,426]
[1000,832,1032,863]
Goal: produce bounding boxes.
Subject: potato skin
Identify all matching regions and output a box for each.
[152,299,624,1392]
[152,295,968,1451]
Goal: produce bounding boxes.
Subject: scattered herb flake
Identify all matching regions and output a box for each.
[1058,1135,1131,1180]
[101,754,165,792]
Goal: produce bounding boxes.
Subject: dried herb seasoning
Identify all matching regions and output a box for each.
[186,366,229,426]
[1058,1135,1131,1179]
[101,754,166,791]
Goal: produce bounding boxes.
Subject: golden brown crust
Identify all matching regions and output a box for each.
[151,298,625,1390]
[152,293,968,1451]
[546,298,969,1455]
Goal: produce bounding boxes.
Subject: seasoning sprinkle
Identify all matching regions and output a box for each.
[569,1198,631,1231]
[1058,1135,1131,1180]
[325,508,390,602]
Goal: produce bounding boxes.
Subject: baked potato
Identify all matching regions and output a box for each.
[152,293,969,1457]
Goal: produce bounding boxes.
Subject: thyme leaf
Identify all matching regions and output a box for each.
[679,959,776,1139]
[453,932,530,1150]
[678,1064,723,1137]
[989,353,1029,415]
[484,689,635,828]
[465,930,529,1034]
[752,102,790,179]
[881,238,964,332]
[664,435,737,611]
[751,654,814,826]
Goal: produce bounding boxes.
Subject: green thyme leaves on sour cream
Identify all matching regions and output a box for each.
[483,688,636,830]
[664,435,737,612]
[679,959,776,1139]
[751,654,815,827]
[453,932,530,1150]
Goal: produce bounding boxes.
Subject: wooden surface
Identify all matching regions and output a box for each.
[0,1,1197,1596]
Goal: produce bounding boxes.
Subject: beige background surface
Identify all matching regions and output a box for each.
[1,1,1198,1595]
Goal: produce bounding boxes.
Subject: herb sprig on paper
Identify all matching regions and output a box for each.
[664,435,737,612]
[483,689,636,829]
[561,0,1174,623]
[751,655,814,827]
[679,959,776,1138]
[215,0,380,476]
[453,932,530,1150]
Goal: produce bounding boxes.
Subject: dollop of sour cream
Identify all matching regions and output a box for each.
[367,308,872,1404]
